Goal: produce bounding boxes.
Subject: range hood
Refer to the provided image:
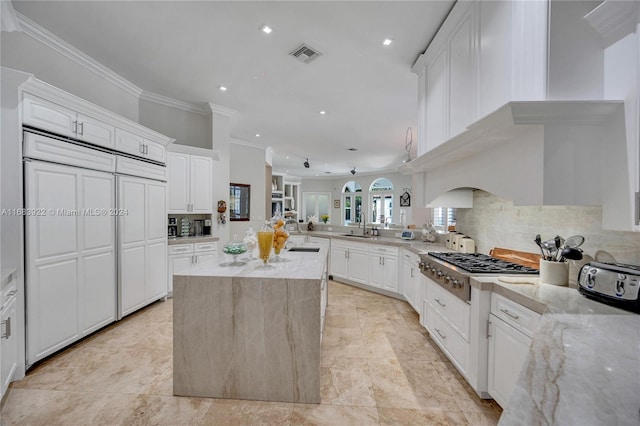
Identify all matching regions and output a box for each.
[400,100,634,230]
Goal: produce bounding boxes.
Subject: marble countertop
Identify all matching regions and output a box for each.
[472,277,640,425]
[177,245,329,280]
[297,230,444,255]
[168,235,219,245]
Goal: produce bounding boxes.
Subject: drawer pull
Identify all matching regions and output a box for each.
[435,328,447,339]
[434,298,446,308]
[1,317,10,339]
[500,308,520,320]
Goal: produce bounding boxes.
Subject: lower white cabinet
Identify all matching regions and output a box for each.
[118,175,167,317]
[1,273,18,399]
[369,246,399,292]
[167,242,218,294]
[330,241,369,285]
[487,292,541,408]
[402,251,420,311]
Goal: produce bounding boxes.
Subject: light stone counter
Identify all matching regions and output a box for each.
[173,246,328,404]
[471,277,640,425]
[301,230,445,255]
[167,235,219,245]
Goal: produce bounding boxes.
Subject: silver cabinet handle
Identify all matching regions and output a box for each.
[173,247,190,252]
[410,267,414,278]
[139,143,145,154]
[7,290,16,298]
[435,328,446,340]
[500,308,520,320]
[72,120,78,134]
[145,144,149,155]
[382,257,385,266]
[434,298,446,308]
[78,122,84,136]
[1,317,10,339]
[486,319,492,338]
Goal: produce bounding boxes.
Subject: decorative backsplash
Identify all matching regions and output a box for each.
[456,191,640,268]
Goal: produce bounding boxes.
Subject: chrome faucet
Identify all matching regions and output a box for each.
[359,212,367,235]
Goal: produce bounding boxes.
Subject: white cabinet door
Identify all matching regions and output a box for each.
[330,246,348,279]
[368,255,384,289]
[1,297,18,396]
[144,138,165,163]
[448,5,477,138]
[190,155,212,213]
[23,93,76,138]
[425,45,448,151]
[146,181,167,241]
[168,254,192,294]
[167,152,190,213]
[488,314,532,408]
[403,260,416,309]
[77,113,115,149]
[25,161,116,365]
[115,128,145,158]
[347,249,369,285]
[146,241,167,301]
[381,256,399,292]
[194,253,216,267]
[120,245,146,316]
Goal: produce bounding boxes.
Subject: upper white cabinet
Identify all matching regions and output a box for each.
[23,94,116,149]
[167,152,212,214]
[21,79,174,163]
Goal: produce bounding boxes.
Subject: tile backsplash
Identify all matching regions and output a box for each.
[455,191,640,267]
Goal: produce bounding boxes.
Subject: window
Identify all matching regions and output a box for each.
[229,183,250,221]
[302,192,330,222]
[432,207,456,232]
[342,181,363,225]
[369,178,394,225]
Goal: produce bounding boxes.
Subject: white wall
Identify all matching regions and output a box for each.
[0,32,139,121]
[300,172,414,227]
[229,143,267,238]
[211,110,232,242]
[139,100,211,149]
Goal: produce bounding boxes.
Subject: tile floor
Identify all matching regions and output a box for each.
[0,281,502,425]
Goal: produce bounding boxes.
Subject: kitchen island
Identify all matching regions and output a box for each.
[172,245,328,404]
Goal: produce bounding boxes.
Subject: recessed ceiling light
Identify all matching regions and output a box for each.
[319,110,326,115]
[382,38,393,46]
[218,86,227,92]
[285,156,289,159]
[255,133,260,137]
[348,147,358,151]
[260,25,273,34]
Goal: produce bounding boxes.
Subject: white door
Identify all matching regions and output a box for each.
[146,241,167,300]
[23,94,76,138]
[368,255,384,289]
[77,113,116,149]
[118,176,147,316]
[403,261,416,308]
[330,246,348,279]
[145,179,167,302]
[190,155,212,213]
[487,314,532,408]
[167,152,189,213]
[1,298,18,396]
[79,173,116,334]
[382,256,399,293]
[348,249,369,285]
[168,254,193,294]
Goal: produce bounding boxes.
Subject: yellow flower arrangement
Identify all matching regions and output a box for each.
[320,214,329,223]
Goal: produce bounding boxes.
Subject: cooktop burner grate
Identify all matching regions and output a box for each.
[428,252,539,274]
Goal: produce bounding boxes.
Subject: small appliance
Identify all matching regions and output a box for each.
[578,262,640,313]
[401,230,415,240]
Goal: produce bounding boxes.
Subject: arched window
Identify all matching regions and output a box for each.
[369,178,394,225]
[342,181,363,225]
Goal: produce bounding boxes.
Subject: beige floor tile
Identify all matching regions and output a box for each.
[320,359,376,407]
[290,404,379,426]
[104,394,212,426]
[367,358,421,409]
[377,407,466,426]
[202,399,293,425]
[0,388,58,425]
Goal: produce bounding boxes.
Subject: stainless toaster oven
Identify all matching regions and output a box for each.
[578,262,640,313]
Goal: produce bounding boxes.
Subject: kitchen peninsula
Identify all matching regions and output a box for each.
[172,245,328,404]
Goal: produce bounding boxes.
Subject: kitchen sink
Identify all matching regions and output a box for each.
[287,247,320,252]
[340,233,372,238]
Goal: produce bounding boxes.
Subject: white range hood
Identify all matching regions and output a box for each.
[400,100,633,230]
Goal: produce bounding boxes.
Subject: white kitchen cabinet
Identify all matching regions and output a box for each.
[118,175,167,317]
[487,313,532,408]
[115,129,165,163]
[369,245,399,292]
[1,273,18,399]
[330,240,368,285]
[487,292,541,408]
[401,251,420,312]
[167,242,218,294]
[424,44,448,152]
[23,93,116,149]
[167,152,212,214]
[24,160,116,365]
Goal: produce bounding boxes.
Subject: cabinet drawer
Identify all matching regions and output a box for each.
[169,244,194,255]
[23,93,76,138]
[427,308,469,374]
[24,132,116,173]
[194,242,217,253]
[143,138,165,163]
[426,279,470,341]
[116,156,166,181]
[369,244,399,256]
[491,293,540,337]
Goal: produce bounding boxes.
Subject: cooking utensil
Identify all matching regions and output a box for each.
[542,239,557,261]
[564,235,585,249]
[534,234,545,258]
[559,247,583,262]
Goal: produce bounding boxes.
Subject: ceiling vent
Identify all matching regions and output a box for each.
[289,44,322,64]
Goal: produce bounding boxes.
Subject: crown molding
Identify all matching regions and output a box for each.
[229,139,267,150]
[1,1,21,32]
[140,91,210,115]
[585,0,640,48]
[16,12,143,98]
[209,102,237,117]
